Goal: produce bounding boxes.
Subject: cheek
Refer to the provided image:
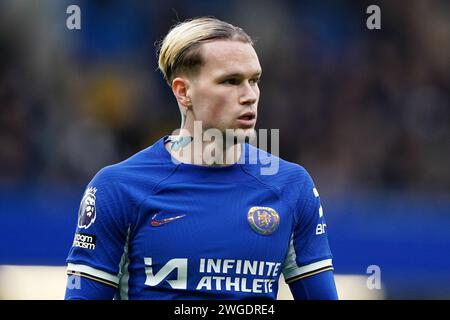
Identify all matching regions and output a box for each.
[193,89,233,122]
[209,97,229,118]
[255,87,260,100]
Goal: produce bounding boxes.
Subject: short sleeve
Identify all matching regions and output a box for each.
[66,167,131,289]
[282,170,334,283]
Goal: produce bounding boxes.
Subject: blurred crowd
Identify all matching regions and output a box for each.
[1,0,449,193]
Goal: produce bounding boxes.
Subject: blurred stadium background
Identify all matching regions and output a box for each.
[0,0,449,299]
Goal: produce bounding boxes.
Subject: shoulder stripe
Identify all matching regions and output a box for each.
[284,266,334,283]
[67,263,119,285]
[67,270,119,288]
[283,258,333,282]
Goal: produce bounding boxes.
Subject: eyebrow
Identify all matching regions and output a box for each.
[218,71,262,79]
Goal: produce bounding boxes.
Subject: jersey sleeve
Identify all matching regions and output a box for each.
[66,167,131,290]
[282,169,334,283]
[288,269,338,300]
[65,274,117,300]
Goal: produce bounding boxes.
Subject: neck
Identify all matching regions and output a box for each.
[165,131,243,167]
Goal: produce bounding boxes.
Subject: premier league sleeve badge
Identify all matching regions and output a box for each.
[77,186,97,229]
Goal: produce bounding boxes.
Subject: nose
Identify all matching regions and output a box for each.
[239,82,259,106]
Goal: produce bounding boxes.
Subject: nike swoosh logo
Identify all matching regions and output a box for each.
[151,213,186,227]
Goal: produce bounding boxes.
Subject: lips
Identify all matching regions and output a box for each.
[236,112,256,128]
[238,112,256,121]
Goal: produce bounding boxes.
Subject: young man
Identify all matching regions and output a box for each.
[65,17,338,300]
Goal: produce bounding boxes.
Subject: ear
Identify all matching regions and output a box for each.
[172,77,192,111]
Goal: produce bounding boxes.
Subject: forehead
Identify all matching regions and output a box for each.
[198,40,261,77]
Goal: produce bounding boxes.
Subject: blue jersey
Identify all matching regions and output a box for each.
[66,136,334,299]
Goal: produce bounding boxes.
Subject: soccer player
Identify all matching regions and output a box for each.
[65,17,338,300]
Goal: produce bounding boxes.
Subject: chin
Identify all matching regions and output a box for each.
[224,127,257,144]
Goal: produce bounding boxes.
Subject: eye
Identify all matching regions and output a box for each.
[249,78,261,85]
[222,78,240,85]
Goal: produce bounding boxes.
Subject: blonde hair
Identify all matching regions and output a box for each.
[157,17,254,86]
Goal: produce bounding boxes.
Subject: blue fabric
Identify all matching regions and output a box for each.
[65,275,116,300]
[289,270,338,300]
[66,136,334,299]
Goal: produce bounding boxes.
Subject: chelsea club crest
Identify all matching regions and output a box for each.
[247,206,280,235]
[78,186,97,229]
